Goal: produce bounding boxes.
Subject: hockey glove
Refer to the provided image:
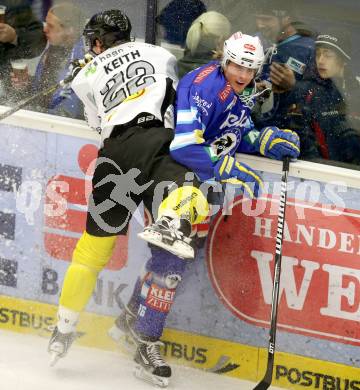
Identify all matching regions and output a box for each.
[258,126,300,160]
[69,53,94,80]
[214,155,264,198]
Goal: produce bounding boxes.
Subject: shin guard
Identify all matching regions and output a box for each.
[134,248,187,339]
[158,186,209,225]
[59,232,117,312]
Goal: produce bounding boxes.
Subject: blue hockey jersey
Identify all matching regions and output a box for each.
[170,62,260,181]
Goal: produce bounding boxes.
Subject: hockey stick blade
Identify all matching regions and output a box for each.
[253,372,272,390]
[49,351,60,367]
[253,157,291,390]
[253,381,270,390]
[253,360,274,390]
[0,53,94,122]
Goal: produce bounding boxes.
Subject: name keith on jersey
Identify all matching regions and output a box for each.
[102,50,141,74]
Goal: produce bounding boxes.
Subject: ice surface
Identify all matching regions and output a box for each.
[0,330,283,390]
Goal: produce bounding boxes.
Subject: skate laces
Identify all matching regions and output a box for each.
[146,341,167,367]
[49,340,66,355]
[159,216,186,240]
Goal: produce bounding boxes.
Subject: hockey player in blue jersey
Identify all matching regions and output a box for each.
[112,32,300,387]
[141,31,300,233]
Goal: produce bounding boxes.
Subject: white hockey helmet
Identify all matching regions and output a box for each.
[221,32,264,72]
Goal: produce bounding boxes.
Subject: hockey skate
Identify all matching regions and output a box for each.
[138,215,194,259]
[108,305,137,352]
[134,337,171,388]
[48,326,77,366]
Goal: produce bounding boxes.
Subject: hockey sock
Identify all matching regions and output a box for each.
[56,305,80,333]
[124,277,143,315]
[134,248,187,339]
[59,232,117,312]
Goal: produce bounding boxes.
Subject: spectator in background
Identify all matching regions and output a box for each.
[11,2,86,119]
[157,0,206,47]
[177,11,231,78]
[253,0,316,129]
[207,0,255,37]
[30,0,52,21]
[284,31,360,165]
[0,0,46,99]
[254,2,282,50]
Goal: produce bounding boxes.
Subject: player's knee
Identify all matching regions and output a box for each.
[148,247,188,276]
[72,231,117,272]
[158,186,209,225]
[144,250,186,298]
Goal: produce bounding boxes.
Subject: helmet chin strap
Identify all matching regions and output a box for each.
[220,66,271,109]
[238,80,272,109]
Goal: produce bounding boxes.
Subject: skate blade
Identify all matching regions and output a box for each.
[134,365,169,388]
[49,352,60,367]
[138,231,194,259]
[107,324,124,342]
[107,327,136,354]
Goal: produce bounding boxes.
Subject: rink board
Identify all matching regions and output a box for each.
[1,294,360,389]
[1,109,360,388]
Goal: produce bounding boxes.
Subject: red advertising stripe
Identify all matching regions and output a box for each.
[46,175,90,206]
[45,209,86,233]
[44,233,77,260]
[44,232,128,271]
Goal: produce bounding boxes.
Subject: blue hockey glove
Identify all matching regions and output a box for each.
[214,155,264,198]
[258,126,300,160]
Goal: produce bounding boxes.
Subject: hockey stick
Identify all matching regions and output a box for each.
[253,156,291,390]
[0,55,93,122]
[0,74,75,122]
